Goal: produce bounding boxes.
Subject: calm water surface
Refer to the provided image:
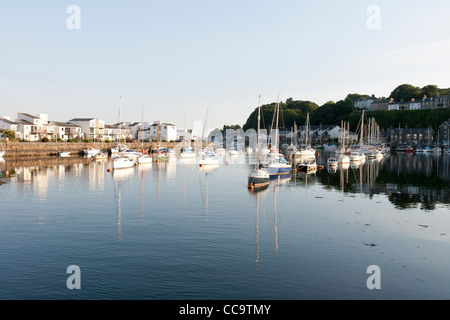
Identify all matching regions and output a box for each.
[0,152,449,300]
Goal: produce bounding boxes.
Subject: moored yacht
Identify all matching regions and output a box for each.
[113,156,135,169]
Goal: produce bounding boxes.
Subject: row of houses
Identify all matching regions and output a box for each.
[284,121,450,147]
[0,113,181,142]
[383,120,450,147]
[355,95,450,111]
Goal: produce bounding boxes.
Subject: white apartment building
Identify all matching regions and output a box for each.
[48,121,82,140]
[68,118,105,140]
[104,124,131,141]
[0,117,19,135]
[14,113,49,141]
[146,121,177,142]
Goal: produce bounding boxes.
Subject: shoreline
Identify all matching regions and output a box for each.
[0,141,188,158]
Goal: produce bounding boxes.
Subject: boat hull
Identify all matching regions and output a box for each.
[297,164,317,173]
[113,157,135,169]
[264,165,292,176]
[179,152,195,158]
[137,155,153,164]
[248,176,270,189]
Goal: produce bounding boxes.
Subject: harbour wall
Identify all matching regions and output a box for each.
[1,141,191,158]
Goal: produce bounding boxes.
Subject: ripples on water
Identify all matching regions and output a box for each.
[0,152,449,300]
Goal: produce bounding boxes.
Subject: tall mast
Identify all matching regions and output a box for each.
[275,90,280,149]
[360,110,365,146]
[184,112,187,150]
[117,96,122,147]
[141,104,144,150]
[257,95,261,165]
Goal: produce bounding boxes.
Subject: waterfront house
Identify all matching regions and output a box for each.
[124,121,150,140]
[0,117,19,135]
[48,121,82,141]
[15,119,38,141]
[15,113,49,141]
[438,119,450,147]
[148,121,177,142]
[387,128,434,147]
[104,124,131,141]
[176,128,199,142]
[68,118,105,141]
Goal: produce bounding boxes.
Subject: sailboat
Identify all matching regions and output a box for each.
[94,151,108,161]
[286,122,298,158]
[179,113,195,159]
[337,121,350,164]
[263,91,291,177]
[292,113,317,173]
[293,113,315,157]
[199,107,220,166]
[136,104,152,164]
[248,96,270,190]
[152,121,170,162]
[113,96,135,170]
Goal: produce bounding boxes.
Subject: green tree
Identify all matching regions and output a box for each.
[421,85,439,98]
[0,129,15,140]
[389,84,422,102]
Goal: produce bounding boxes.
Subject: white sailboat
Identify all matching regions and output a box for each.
[337,121,350,164]
[199,107,220,166]
[84,147,101,157]
[293,113,315,157]
[263,91,291,176]
[113,96,135,170]
[179,113,195,159]
[248,95,270,190]
[136,104,152,165]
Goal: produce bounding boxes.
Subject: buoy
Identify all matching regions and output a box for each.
[107,169,111,172]
[199,164,203,167]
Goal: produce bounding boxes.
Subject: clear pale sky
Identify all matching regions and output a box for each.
[1,0,450,130]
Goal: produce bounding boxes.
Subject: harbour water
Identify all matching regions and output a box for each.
[0,151,449,300]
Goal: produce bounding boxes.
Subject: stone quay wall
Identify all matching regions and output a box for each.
[1,141,188,158]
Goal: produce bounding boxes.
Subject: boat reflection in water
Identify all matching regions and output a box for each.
[313,151,450,211]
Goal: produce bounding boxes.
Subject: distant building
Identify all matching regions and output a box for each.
[388,103,400,111]
[372,96,450,112]
[438,119,450,147]
[15,119,38,141]
[387,128,434,146]
[0,117,19,135]
[147,121,177,142]
[48,121,82,141]
[176,128,199,141]
[354,96,379,110]
[370,99,393,111]
[104,124,130,141]
[68,118,105,140]
[14,113,49,141]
